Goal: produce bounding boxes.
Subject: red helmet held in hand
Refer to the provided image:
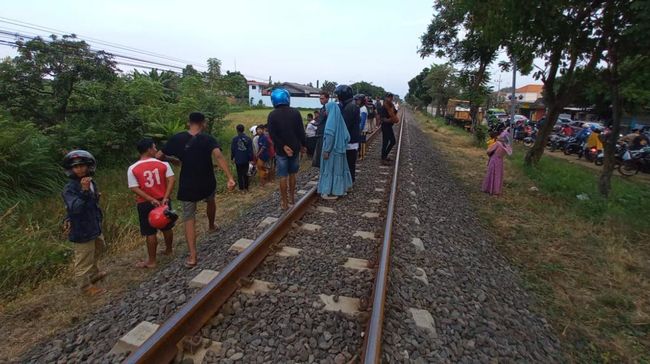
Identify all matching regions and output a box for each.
[148,205,178,229]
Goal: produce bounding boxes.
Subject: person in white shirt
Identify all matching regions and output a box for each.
[356,95,369,160]
[305,113,318,158]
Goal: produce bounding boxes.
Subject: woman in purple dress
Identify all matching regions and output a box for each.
[482,132,512,196]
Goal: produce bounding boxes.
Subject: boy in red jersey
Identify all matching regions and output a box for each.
[127,138,176,268]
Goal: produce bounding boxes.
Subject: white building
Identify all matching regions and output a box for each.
[515,84,544,103]
[247,81,323,109]
[247,80,268,106]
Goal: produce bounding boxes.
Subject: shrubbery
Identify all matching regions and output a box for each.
[0,34,250,298]
[0,117,64,209]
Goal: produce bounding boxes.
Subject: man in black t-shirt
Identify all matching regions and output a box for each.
[268,89,306,210]
[159,112,235,267]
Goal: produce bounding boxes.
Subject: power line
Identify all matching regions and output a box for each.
[0,38,181,74]
[0,30,189,72]
[0,16,206,69]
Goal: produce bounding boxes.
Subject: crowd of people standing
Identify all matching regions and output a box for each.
[61,85,399,295]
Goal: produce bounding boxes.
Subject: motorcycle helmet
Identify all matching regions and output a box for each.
[271,88,290,107]
[334,85,354,103]
[62,150,97,177]
[148,205,179,229]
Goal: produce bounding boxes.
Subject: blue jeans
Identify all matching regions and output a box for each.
[275,155,300,177]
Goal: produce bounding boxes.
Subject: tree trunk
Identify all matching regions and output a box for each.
[469,61,488,133]
[599,57,621,197]
[525,107,560,165]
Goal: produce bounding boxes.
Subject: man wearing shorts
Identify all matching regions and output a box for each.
[128,138,175,268]
[159,112,235,267]
[267,88,306,210]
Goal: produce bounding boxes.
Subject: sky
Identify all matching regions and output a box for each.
[0,0,538,97]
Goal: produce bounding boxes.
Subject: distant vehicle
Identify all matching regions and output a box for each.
[636,124,649,134]
[513,114,529,123]
[583,122,604,130]
[446,99,484,131]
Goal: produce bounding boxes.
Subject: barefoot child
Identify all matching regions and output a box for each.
[62,150,106,296]
[127,138,176,268]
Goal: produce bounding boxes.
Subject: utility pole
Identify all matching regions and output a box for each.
[496,74,502,106]
[510,56,517,132]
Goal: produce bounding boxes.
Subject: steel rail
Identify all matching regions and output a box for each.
[361,109,406,363]
[125,124,384,363]
[125,188,317,363]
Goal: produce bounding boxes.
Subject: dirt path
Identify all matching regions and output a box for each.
[541,147,650,184]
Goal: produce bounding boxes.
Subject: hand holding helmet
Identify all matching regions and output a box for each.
[148,205,179,229]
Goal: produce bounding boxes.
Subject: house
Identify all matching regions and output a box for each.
[515,84,544,103]
[497,84,545,121]
[247,80,269,106]
[249,81,322,109]
[269,82,322,97]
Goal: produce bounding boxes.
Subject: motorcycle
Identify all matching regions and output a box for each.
[548,134,570,152]
[523,128,537,148]
[582,146,599,162]
[594,143,625,167]
[618,146,650,176]
[563,137,584,156]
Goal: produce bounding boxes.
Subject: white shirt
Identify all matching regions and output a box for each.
[305,121,318,137]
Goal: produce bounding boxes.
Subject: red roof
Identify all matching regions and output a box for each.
[516,84,543,93]
[247,80,269,86]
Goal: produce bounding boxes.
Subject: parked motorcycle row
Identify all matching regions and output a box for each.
[488,115,650,177]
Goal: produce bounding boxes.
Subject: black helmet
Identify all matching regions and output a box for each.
[354,93,366,102]
[334,85,354,102]
[63,150,96,177]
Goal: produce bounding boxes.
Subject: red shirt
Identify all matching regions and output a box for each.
[127,158,174,203]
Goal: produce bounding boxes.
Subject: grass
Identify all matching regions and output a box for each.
[0,108,314,300]
[415,112,650,363]
[0,107,316,360]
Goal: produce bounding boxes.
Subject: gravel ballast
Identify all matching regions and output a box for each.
[19,112,562,363]
[380,109,562,363]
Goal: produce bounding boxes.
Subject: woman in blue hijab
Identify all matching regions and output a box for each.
[318,102,353,199]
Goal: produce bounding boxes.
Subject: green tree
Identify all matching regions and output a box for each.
[419,0,502,136]
[510,1,604,166]
[407,67,433,108]
[597,0,650,196]
[220,71,248,99]
[0,34,116,126]
[350,81,386,98]
[206,58,222,83]
[424,63,459,116]
[320,80,337,95]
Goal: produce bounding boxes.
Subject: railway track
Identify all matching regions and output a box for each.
[125,112,405,364]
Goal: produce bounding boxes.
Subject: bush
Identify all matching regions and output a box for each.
[474,124,488,147]
[0,117,64,209]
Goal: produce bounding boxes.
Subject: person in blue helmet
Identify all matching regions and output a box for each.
[267,88,307,210]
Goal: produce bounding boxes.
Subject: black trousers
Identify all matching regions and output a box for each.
[346,149,358,182]
[381,122,396,160]
[235,163,250,190]
[312,136,323,168]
